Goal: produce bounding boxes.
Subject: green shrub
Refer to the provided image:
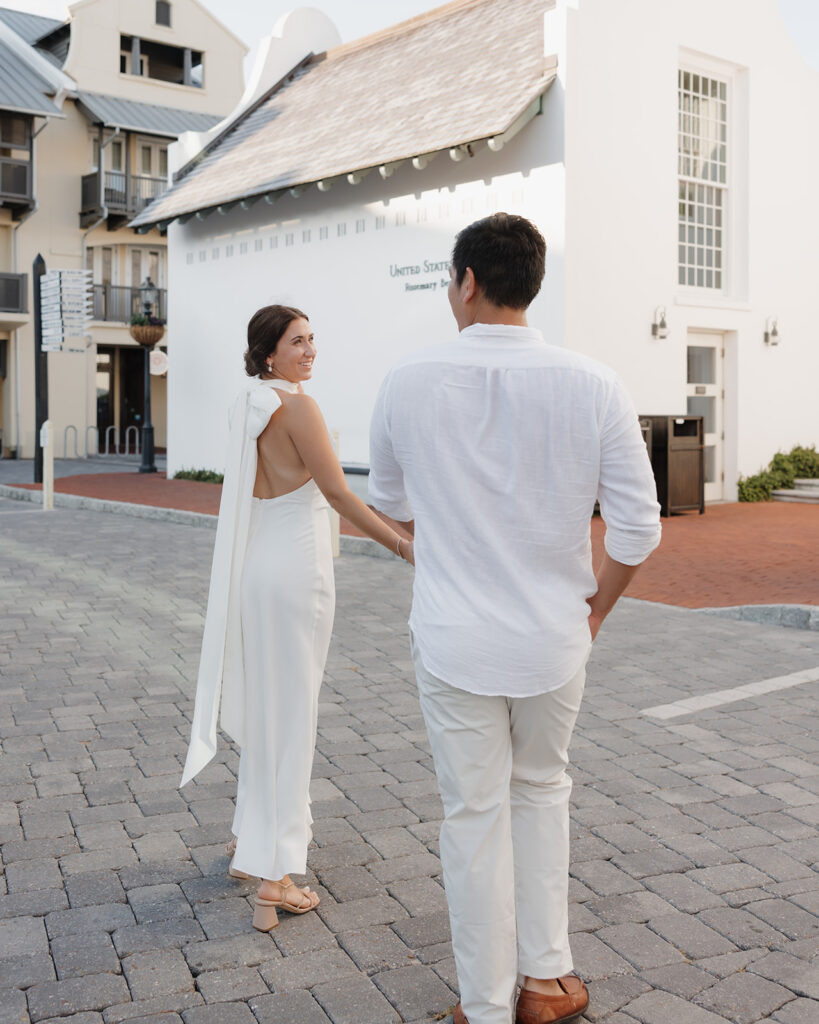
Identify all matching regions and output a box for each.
[174,468,224,484]
[787,445,819,479]
[737,471,778,502]
[737,444,819,501]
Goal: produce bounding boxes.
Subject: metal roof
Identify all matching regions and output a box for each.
[0,7,63,45]
[76,92,224,139]
[131,0,556,229]
[0,37,62,117]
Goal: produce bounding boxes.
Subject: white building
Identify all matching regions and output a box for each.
[132,0,819,502]
[0,0,246,459]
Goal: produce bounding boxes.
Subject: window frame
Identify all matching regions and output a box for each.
[156,1,172,28]
[676,65,730,296]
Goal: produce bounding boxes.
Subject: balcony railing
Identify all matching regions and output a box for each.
[0,157,32,204]
[92,284,167,323]
[81,171,167,216]
[0,273,28,313]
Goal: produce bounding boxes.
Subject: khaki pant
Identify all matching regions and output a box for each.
[412,637,587,1024]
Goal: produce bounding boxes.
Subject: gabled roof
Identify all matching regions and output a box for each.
[131,0,555,229]
[0,6,63,45]
[76,92,224,139]
[0,36,63,117]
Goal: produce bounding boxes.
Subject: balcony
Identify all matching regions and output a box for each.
[91,283,167,324]
[0,156,34,218]
[81,171,167,228]
[0,272,29,330]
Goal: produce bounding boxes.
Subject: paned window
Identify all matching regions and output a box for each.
[156,1,171,27]
[678,70,727,289]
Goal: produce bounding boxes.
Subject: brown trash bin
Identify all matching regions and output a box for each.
[641,415,704,516]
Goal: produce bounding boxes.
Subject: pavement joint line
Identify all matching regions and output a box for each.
[641,664,819,719]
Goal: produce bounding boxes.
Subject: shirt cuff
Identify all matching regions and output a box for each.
[367,488,413,522]
[603,523,662,566]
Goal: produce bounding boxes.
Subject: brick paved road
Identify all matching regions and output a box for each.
[1,497,818,1023]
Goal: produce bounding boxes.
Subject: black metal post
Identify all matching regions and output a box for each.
[32,253,47,484]
[139,342,156,473]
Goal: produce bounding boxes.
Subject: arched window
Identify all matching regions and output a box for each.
[156,1,171,27]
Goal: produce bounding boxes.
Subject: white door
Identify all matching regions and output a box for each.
[686,332,724,502]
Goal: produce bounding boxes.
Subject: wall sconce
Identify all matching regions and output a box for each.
[651,306,668,339]
[764,317,779,346]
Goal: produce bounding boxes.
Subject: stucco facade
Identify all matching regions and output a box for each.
[0,0,245,460]
[153,0,816,500]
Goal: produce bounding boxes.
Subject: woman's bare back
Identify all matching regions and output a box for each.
[253,392,312,499]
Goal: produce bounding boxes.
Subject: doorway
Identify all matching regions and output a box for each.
[686,331,724,502]
[120,347,144,451]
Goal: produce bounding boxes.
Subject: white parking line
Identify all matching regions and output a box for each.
[642,666,819,720]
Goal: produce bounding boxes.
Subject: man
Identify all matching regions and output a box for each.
[368,213,661,1024]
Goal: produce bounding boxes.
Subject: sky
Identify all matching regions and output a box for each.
[7,0,819,77]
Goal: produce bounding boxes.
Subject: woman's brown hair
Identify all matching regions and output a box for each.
[244,305,308,376]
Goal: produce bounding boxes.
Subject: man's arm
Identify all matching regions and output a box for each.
[369,507,414,539]
[593,377,662,636]
[368,371,415,528]
[587,553,641,639]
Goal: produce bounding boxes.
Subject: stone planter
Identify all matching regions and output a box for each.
[129,324,166,348]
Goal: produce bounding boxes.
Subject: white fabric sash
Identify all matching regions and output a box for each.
[180,376,293,787]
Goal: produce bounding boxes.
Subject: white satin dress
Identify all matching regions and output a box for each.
[229,384,335,881]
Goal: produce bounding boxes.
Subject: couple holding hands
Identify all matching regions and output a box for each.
[181,213,661,1024]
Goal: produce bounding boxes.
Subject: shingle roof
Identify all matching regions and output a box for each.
[76,92,224,138]
[0,7,63,45]
[131,0,555,228]
[0,36,62,116]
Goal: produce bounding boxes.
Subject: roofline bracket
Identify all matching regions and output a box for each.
[379,161,404,179]
[411,152,438,171]
[487,95,544,152]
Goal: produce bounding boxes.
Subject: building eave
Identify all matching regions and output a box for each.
[131,73,555,233]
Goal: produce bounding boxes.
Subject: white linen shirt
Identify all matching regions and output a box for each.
[368,323,662,698]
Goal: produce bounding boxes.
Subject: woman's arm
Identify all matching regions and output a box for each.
[286,396,414,563]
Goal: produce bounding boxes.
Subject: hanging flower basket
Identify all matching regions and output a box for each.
[129,323,166,347]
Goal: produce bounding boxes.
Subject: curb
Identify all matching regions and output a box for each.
[0,483,395,560]
[3,484,815,599]
[696,603,819,632]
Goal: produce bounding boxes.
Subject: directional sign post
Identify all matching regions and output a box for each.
[32,257,93,483]
[40,269,93,353]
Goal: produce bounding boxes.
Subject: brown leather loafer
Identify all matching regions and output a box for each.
[452,1004,468,1024]
[515,976,589,1024]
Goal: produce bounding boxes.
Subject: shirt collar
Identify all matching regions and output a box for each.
[458,323,545,346]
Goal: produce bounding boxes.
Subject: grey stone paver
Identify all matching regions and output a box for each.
[773,998,819,1023]
[2,507,819,1023]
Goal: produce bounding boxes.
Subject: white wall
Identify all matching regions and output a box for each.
[166,100,566,473]
[560,0,819,494]
[167,0,819,489]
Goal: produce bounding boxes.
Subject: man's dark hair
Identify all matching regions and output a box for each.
[451,213,546,310]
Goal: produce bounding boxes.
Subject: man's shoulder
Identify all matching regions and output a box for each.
[384,339,620,384]
[539,345,620,384]
[387,341,459,373]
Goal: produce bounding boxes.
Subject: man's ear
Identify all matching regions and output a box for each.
[462,267,477,303]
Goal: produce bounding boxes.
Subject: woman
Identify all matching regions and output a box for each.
[181,305,413,931]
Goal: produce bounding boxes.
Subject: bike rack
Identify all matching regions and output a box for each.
[62,424,79,459]
[85,426,99,457]
[125,425,140,456]
[103,425,120,456]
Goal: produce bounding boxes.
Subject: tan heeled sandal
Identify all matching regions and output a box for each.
[252,878,320,932]
[226,837,250,880]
